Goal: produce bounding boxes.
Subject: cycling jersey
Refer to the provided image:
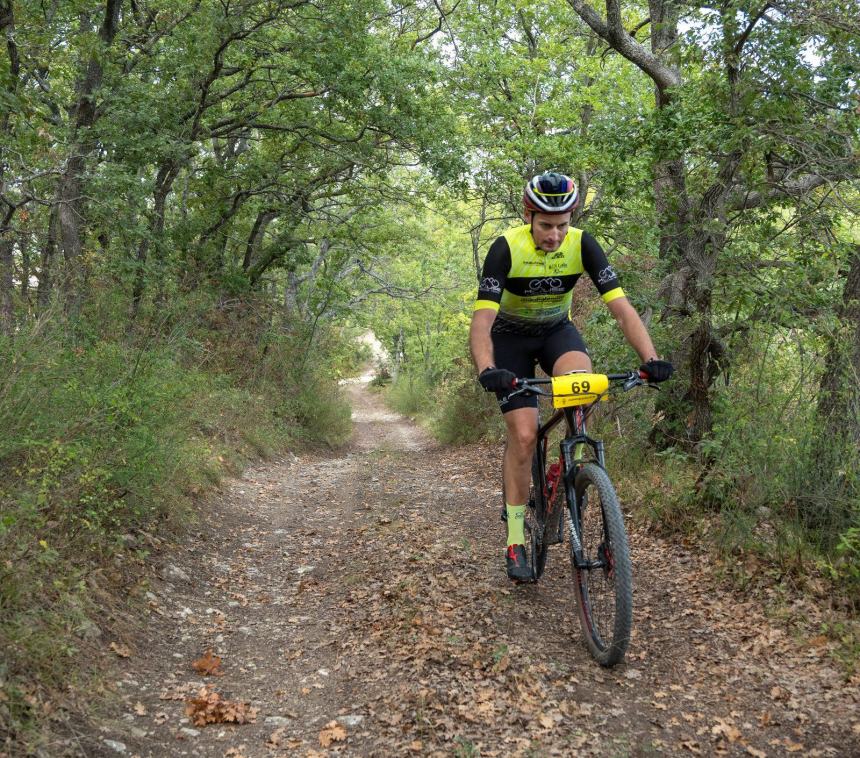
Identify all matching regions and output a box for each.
[474,225,625,331]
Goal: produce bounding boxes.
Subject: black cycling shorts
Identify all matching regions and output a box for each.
[491,318,589,413]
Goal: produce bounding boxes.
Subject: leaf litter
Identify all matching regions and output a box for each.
[184,686,258,727]
[99,379,860,757]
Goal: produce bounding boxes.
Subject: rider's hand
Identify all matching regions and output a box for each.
[640,358,674,383]
[478,367,517,393]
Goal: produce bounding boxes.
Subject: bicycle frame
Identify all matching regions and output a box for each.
[505,369,653,665]
[533,403,607,570]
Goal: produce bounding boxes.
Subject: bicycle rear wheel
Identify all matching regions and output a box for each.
[570,462,632,667]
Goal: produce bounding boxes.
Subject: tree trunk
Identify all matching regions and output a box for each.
[1,0,19,333]
[243,209,278,272]
[647,0,691,262]
[130,162,179,320]
[797,244,860,535]
[0,234,13,335]
[41,0,122,313]
[817,243,860,443]
[20,241,29,304]
[284,271,300,320]
[566,0,751,450]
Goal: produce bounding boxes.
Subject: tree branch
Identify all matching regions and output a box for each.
[566,0,680,92]
[730,173,832,211]
[733,2,771,56]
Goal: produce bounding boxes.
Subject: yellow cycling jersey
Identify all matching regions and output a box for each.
[474,225,625,328]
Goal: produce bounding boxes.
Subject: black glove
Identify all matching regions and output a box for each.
[640,359,674,383]
[478,367,517,393]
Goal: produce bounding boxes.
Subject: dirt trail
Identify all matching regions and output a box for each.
[87,380,859,757]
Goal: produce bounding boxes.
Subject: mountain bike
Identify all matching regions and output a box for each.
[503,369,652,667]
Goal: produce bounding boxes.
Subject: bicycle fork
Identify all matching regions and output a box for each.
[561,438,585,562]
[561,436,608,571]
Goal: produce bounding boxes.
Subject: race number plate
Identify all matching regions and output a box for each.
[551,373,609,408]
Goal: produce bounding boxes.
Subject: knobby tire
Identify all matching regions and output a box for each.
[525,453,548,581]
[571,462,632,667]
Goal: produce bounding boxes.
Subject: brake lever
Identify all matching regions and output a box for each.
[501,387,527,403]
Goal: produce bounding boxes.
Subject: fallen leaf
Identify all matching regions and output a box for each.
[133,701,147,716]
[318,720,347,747]
[110,642,132,658]
[267,727,287,747]
[192,649,223,676]
[184,686,257,727]
[769,686,788,702]
[745,747,767,758]
[712,719,741,743]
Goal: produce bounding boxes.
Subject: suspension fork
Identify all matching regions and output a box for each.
[562,405,607,566]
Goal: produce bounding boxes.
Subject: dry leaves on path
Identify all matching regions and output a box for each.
[109,642,132,658]
[184,686,257,726]
[191,648,223,676]
[318,720,347,747]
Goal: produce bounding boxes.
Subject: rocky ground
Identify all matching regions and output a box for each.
[75,379,860,757]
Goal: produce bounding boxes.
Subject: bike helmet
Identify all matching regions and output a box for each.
[523,172,579,214]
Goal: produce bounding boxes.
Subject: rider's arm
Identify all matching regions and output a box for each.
[470,236,511,372]
[470,308,497,373]
[606,297,659,362]
[580,231,659,362]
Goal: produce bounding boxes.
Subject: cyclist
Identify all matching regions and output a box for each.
[469,171,673,581]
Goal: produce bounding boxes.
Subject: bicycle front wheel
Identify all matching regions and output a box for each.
[525,453,548,581]
[570,462,632,667]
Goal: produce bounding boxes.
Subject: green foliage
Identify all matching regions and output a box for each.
[0,296,352,748]
[823,528,860,598]
[1,0,858,744]
[431,363,501,446]
[388,372,435,418]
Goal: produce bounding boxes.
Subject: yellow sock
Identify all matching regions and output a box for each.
[506,503,525,546]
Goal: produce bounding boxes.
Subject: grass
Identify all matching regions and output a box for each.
[0,305,354,753]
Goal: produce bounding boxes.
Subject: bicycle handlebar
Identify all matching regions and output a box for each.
[507,370,652,400]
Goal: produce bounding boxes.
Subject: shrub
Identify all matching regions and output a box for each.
[0,300,353,750]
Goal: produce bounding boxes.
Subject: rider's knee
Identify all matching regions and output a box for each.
[508,424,537,454]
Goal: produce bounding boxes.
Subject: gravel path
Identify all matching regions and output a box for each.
[84,379,860,757]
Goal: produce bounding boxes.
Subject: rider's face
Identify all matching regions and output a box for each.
[529,212,572,252]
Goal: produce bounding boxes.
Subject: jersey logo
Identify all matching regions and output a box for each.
[596,266,617,285]
[479,277,502,294]
[526,277,565,294]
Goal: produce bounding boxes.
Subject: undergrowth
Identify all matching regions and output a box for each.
[0,296,353,753]
[387,360,500,445]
